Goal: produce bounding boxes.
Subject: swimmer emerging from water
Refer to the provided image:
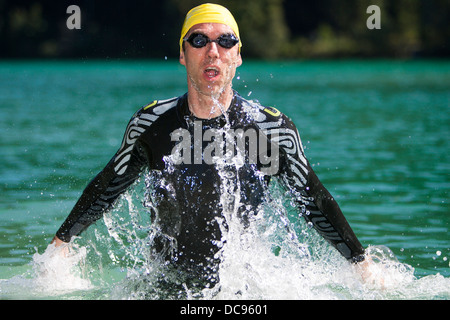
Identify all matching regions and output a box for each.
[51,3,374,294]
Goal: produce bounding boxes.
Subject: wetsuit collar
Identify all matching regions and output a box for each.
[178,91,240,123]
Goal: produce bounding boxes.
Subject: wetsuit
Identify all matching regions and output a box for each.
[56,91,365,284]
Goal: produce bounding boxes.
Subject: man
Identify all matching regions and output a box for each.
[52,4,369,296]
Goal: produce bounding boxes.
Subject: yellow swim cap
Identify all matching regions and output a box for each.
[179,3,242,52]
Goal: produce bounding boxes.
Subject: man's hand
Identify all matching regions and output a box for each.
[51,236,66,247]
[50,236,70,256]
[355,256,374,280]
[354,253,386,289]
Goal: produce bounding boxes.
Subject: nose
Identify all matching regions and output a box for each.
[206,41,220,59]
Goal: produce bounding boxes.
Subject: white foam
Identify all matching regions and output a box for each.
[30,241,93,294]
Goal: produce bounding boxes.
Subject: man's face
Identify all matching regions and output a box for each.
[180,23,242,98]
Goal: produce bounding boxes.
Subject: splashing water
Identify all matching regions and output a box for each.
[1,242,93,299]
[8,177,448,300]
[31,242,93,293]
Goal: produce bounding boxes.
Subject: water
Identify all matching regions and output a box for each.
[0,59,449,300]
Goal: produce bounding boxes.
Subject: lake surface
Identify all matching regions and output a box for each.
[0,59,448,299]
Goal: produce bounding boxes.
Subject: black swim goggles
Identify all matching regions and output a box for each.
[183,33,239,49]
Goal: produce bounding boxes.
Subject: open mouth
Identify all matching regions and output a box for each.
[204,67,219,79]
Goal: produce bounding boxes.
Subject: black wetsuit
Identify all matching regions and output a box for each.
[56,91,365,285]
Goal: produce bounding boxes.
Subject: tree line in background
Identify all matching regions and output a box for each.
[1,0,448,59]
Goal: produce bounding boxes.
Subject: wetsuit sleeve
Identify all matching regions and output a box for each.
[55,115,148,242]
[277,116,365,263]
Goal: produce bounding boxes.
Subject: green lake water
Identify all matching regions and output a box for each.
[0,59,448,299]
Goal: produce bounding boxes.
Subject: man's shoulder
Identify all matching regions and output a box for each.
[239,95,305,156]
[133,96,180,119]
[238,96,280,120]
[238,95,294,128]
[120,96,181,142]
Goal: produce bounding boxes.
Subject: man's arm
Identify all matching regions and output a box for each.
[275,115,365,262]
[299,163,365,262]
[54,143,146,243]
[53,107,152,244]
